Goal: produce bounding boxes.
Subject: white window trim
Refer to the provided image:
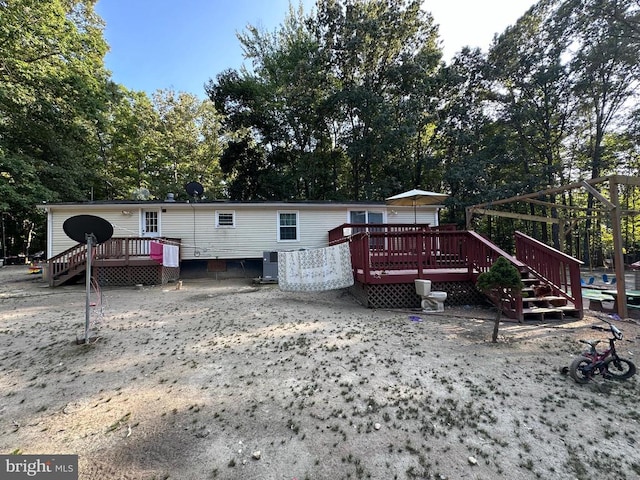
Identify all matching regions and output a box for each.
[215,210,236,228]
[277,210,299,242]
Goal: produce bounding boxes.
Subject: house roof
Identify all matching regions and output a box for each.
[38,199,444,210]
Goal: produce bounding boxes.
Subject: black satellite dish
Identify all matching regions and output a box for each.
[63,215,114,244]
[185,181,204,199]
[62,215,113,345]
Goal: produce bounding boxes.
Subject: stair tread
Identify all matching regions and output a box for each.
[522,295,566,302]
[523,307,565,313]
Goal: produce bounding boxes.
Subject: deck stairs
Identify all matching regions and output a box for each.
[48,243,89,287]
[517,273,581,322]
[493,270,582,323]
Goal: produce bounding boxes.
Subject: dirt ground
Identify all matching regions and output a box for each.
[1,265,640,480]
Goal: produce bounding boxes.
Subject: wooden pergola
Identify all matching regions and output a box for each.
[465,174,640,319]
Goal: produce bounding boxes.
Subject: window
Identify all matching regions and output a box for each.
[216,211,235,228]
[350,211,366,224]
[350,210,384,248]
[349,210,384,224]
[278,211,298,241]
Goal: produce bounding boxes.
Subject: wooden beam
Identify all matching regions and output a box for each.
[581,181,615,210]
[610,174,640,187]
[469,174,616,210]
[465,206,473,230]
[524,198,609,213]
[562,218,581,236]
[468,207,560,224]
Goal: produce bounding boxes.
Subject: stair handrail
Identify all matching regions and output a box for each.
[47,243,90,286]
[466,230,527,274]
[466,230,528,321]
[514,231,584,316]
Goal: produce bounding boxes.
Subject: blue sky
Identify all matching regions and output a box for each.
[95,0,537,99]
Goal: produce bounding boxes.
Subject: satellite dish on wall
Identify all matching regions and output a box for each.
[63,215,114,244]
[185,181,204,200]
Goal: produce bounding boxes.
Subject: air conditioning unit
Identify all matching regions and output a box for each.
[262,251,278,280]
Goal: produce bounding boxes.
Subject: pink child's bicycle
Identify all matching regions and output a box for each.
[567,318,636,384]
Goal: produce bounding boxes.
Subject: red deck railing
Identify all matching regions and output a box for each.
[94,237,180,260]
[330,224,580,321]
[515,231,584,314]
[342,227,525,285]
[48,241,91,285]
[329,223,432,244]
[48,237,180,286]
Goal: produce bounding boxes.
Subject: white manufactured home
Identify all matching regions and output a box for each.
[39,200,442,260]
[38,199,443,285]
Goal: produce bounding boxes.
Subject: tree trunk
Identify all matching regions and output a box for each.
[492,303,502,343]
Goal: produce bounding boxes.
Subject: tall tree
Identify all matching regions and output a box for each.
[101,88,224,201]
[566,0,640,263]
[0,0,110,254]
[98,86,161,199]
[208,0,442,202]
[438,48,515,227]
[152,90,224,200]
[209,4,343,201]
[316,0,441,200]
[487,1,575,247]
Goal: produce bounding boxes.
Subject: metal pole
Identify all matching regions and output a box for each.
[85,234,93,344]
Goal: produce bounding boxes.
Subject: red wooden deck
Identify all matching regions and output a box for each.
[329,225,524,285]
[329,224,584,320]
[47,237,180,287]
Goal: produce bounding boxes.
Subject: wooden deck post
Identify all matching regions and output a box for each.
[609,178,627,319]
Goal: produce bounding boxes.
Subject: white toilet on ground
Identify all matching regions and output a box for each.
[414,279,447,313]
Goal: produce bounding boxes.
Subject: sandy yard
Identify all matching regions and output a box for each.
[1,265,640,480]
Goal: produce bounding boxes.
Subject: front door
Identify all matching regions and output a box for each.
[141,209,160,238]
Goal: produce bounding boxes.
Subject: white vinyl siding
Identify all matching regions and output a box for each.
[43,202,440,260]
[48,208,142,257]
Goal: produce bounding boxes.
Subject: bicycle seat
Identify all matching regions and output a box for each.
[579,339,601,347]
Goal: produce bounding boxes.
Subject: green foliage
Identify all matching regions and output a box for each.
[207,0,442,201]
[476,257,524,293]
[97,87,224,202]
[0,0,110,254]
[3,0,640,261]
[476,257,524,342]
